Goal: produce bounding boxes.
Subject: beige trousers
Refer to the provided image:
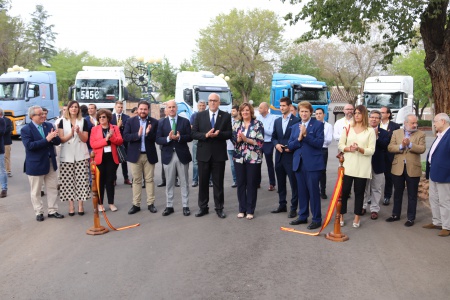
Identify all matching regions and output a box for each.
[28,159,59,215]
[130,154,155,206]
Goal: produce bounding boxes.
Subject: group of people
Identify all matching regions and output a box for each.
[20,93,450,237]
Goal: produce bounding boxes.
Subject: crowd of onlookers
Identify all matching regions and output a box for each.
[19,93,450,237]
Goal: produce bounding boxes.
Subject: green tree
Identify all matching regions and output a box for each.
[153,57,176,99]
[279,53,320,78]
[197,8,284,102]
[390,49,432,119]
[27,5,57,64]
[282,0,450,115]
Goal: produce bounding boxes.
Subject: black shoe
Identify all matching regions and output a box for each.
[175,182,180,187]
[162,207,174,216]
[231,182,237,188]
[36,214,44,222]
[183,207,190,216]
[128,205,141,214]
[288,210,297,218]
[78,211,84,216]
[271,206,287,213]
[404,220,415,227]
[41,191,45,197]
[192,182,198,187]
[307,222,321,230]
[383,197,390,206]
[368,199,372,204]
[68,212,75,217]
[320,193,328,199]
[148,204,157,213]
[48,212,64,219]
[157,182,166,187]
[386,215,400,222]
[216,209,226,219]
[195,208,209,217]
[289,218,308,225]
[209,181,213,187]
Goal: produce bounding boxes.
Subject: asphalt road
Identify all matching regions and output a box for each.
[1,133,449,300]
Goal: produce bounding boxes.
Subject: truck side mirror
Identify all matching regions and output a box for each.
[123,87,129,100]
[67,86,74,100]
[27,84,36,100]
[183,88,193,107]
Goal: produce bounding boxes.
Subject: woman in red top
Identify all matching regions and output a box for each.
[90,109,123,212]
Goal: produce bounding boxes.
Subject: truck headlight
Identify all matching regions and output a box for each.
[15,119,25,126]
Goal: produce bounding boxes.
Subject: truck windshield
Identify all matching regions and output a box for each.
[75,79,120,103]
[364,93,403,109]
[197,91,232,106]
[0,83,25,100]
[293,88,328,105]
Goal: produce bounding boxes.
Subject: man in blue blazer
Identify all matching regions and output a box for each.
[362,110,390,220]
[123,100,159,214]
[288,101,325,229]
[111,100,131,185]
[425,113,450,237]
[156,100,193,216]
[271,97,300,218]
[21,105,63,222]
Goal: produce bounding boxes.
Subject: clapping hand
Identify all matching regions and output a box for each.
[46,128,58,141]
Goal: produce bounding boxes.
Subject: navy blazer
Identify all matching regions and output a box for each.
[288,118,325,172]
[271,114,300,163]
[111,113,130,135]
[21,121,61,176]
[371,127,390,174]
[3,117,12,146]
[156,116,193,165]
[426,129,450,182]
[123,115,158,164]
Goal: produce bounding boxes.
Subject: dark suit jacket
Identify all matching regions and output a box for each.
[288,118,325,172]
[111,113,130,135]
[372,127,390,174]
[3,117,12,146]
[192,109,232,162]
[123,115,158,164]
[426,128,450,182]
[21,121,61,176]
[272,114,300,163]
[0,118,4,154]
[156,116,193,165]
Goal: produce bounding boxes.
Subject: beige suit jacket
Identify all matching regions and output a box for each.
[387,129,426,177]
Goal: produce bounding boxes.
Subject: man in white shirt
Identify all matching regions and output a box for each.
[226,105,239,188]
[333,104,354,141]
[315,108,333,199]
[257,102,277,191]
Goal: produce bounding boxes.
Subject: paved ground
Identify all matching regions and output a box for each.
[1,132,449,300]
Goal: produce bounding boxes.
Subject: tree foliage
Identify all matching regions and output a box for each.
[281,0,450,115]
[390,49,432,119]
[152,57,177,99]
[196,8,284,102]
[27,5,57,64]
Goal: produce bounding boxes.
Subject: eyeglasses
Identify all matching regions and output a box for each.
[208,99,219,102]
[99,116,107,119]
[33,113,44,116]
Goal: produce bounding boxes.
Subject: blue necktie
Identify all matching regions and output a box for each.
[38,125,45,138]
[211,113,215,128]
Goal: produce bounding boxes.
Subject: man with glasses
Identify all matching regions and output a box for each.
[21,106,63,221]
[380,106,400,205]
[192,93,232,218]
[333,103,354,141]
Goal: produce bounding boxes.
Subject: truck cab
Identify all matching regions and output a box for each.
[0,67,59,136]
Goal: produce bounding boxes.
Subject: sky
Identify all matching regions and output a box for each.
[9,0,306,67]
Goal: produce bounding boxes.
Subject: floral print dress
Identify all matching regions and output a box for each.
[232,119,265,164]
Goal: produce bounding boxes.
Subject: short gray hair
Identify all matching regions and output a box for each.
[369,110,381,118]
[28,106,42,118]
[404,113,417,124]
[198,99,206,104]
[435,113,450,124]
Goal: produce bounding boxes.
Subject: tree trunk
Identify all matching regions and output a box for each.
[421,1,450,115]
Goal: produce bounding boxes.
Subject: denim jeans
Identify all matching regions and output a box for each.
[227,150,236,184]
[0,154,7,190]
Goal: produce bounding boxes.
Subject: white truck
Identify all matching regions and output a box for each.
[68,66,128,110]
[175,71,232,119]
[358,75,414,125]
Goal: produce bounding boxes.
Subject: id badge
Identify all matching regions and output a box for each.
[104,146,112,153]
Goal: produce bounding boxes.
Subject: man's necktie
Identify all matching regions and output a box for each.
[172,118,176,132]
[211,113,215,128]
[38,125,45,138]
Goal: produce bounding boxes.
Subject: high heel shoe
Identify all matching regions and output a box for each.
[340,215,345,226]
[237,213,245,218]
[352,221,360,228]
[246,214,254,220]
[78,202,84,216]
[69,201,75,216]
[68,212,75,216]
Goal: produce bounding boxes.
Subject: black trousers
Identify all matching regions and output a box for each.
[383,154,394,199]
[319,148,328,194]
[97,152,119,205]
[235,162,261,214]
[198,160,225,210]
[341,175,367,215]
[392,165,420,220]
[260,143,276,186]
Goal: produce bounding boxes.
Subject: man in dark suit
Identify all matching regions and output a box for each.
[192,92,232,218]
[0,109,6,197]
[21,106,64,221]
[271,97,300,218]
[111,100,131,185]
[2,111,12,178]
[380,106,401,205]
[123,100,159,215]
[156,100,193,216]
[425,113,450,237]
[362,110,390,220]
[288,101,325,230]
